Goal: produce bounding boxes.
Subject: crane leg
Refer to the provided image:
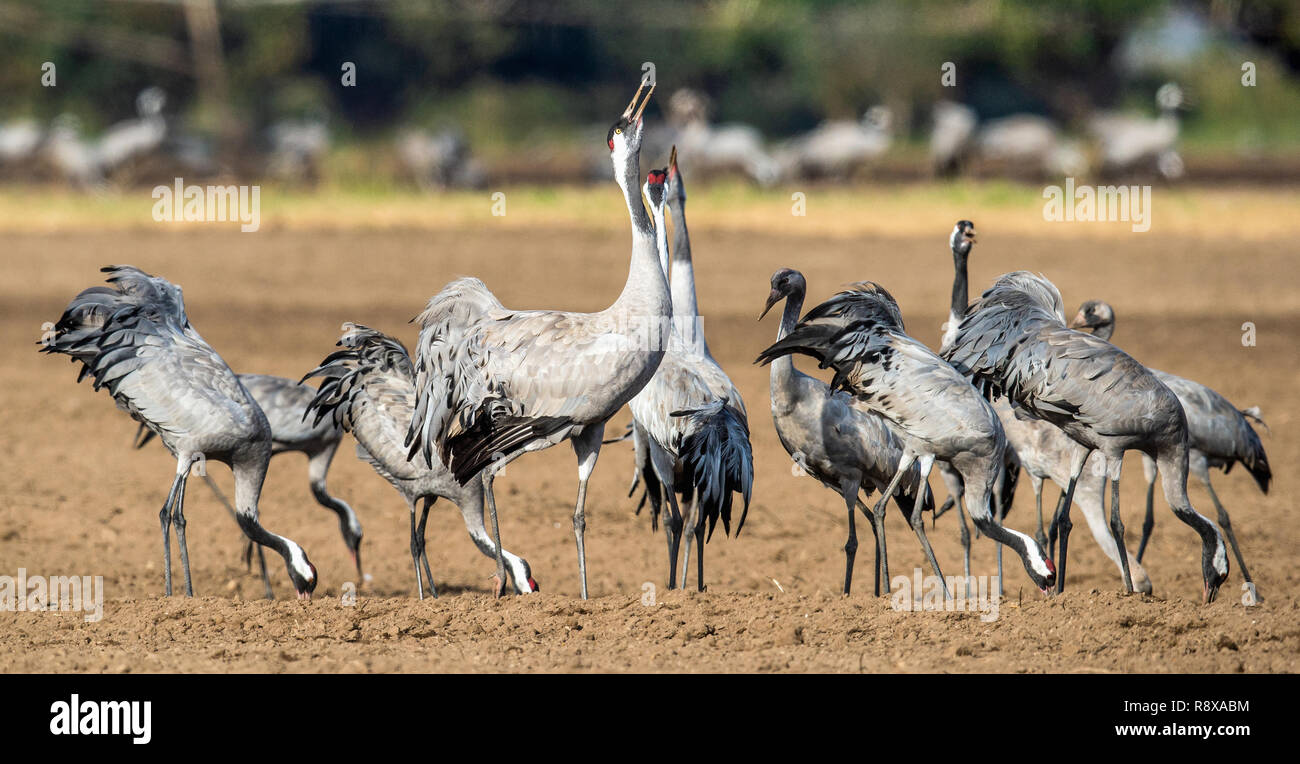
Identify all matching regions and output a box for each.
[1032,476,1048,553]
[855,498,882,595]
[254,545,272,600]
[993,468,1007,597]
[1137,454,1157,563]
[840,479,859,595]
[171,465,194,597]
[662,487,682,589]
[870,453,916,597]
[933,495,956,525]
[956,501,971,599]
[1105,458,1134,595]
[1053,449,1092,594]
[1047,490,1065,561]
[483,470,509,598]
[908,456,950,600]
[680,494,704,591]
[408,498,426,599]
[647,441,682,589]
[571,425,604,600]
[158,472,183,597]
[693,501,706,593]
[417,496,436,597]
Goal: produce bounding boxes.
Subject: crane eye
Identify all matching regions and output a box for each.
[614,127,622,134]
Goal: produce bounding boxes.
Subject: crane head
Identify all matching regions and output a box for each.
[665,145,687,205]
[1069,299,1114,338]
[608,80,655,154]
[950,220,977,257]
[760,267,806,320]
[644,168,667,208]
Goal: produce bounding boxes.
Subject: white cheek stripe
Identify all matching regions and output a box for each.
[1009,528,1052,577]
[286,542,313,582]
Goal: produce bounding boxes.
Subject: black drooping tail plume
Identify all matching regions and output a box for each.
[302,322,414,431]
[671,399,753,540]
[41,265,190,402]
[1234,407,1271,494]
[755,281,905,394]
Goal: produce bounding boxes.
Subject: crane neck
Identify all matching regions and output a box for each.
[1093,321,1114,342]
[615,150,654,243]
[950,249,969,322]
[611,150,668,317]
[771,289,805,382]
[650,202,669,277]
[667,199,709,356]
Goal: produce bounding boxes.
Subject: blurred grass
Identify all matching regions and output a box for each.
[0,181,1296,242]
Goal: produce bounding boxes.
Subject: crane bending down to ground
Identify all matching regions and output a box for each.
[41,266,317,599]
[760,267,930,595]
[943,272,1229,602]
[1070,299,1269,595]
[627,168,752,591]
[137,372,362,591]
[303,323,537,597]
[994,398,1153,593]
[404,81,670,599]
[757,281,1056,595]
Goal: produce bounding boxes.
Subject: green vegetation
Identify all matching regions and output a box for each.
[3,0,1300,156]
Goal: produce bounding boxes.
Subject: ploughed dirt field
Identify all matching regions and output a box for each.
[1,189,1297,673]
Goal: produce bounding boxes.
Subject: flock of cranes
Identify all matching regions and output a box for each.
[5,82,1185,190]
[41,79,1267,609]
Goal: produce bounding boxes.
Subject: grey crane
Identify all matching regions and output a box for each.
[994,397,1153,594]
[266,115,329,184]
[135,372,362,593]
[757,282,1057,595]
[666,88,779,186]
[1071,299,1269,594]
[404,81,669,599]
[396,127,487,190]
[43,114,102,189]
[943,272,1229,602]
[95,88,167,177]
[929,101,977,176]
[614,145,718,524]
[627,167,752,591]
[1088,82,1185,179]
[304,323,537,598]
[972,114,1086,178]
[41,266,317,598]
[760,267,930,595]
[0,118,43,166]
[776,106,892,181]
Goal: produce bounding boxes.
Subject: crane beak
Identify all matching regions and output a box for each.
[634,84,655,125]
[964,229,977,243]
[623,80,656,124]
[1068,310,1090,330]
[621,82,645,119]
[759,290,782,320]
[668,145,678,176]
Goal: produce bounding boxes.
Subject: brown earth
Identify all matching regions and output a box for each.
[1,214,1297,673]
